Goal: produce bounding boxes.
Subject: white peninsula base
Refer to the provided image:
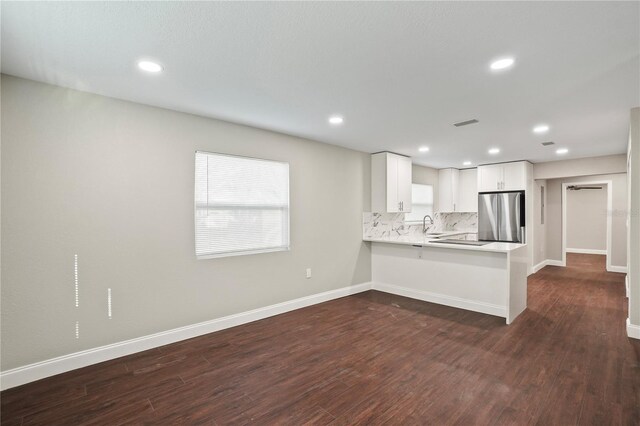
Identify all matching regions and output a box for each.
[369,240,528,324]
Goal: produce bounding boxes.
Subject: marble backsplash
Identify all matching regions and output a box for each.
[363,211,478,239]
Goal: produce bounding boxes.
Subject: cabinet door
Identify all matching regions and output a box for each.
[502,162,526,191]
[386,155,400,212]
[451,168,459,211]
[397,156,413,212]
[458,168,478,212]
[438,168,459,212]
[478,165,502,192]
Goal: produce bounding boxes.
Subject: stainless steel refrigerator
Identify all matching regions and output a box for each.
[478,191,525,243]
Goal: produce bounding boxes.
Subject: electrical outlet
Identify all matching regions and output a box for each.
[306,268,312,279]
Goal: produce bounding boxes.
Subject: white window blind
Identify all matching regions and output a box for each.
[404,184,434,222]
[195,151,290,259]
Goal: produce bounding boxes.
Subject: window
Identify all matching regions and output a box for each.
[404,183,434,222]
[195,151,290,259]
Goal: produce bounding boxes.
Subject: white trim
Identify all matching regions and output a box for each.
[627,318,640,340]
[372,282,506,319]
[608,265,628,274]
[561,180,613,273]
[626,275,630,298]
[0,282,373,390]
[532,260,549,273]
[566,248,607,255]
[536,258,626,273]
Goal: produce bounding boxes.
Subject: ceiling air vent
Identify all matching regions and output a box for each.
[541,141,555,146]
[453,119,479,127]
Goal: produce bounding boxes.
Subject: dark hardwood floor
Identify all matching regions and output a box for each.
[2,253,639,425]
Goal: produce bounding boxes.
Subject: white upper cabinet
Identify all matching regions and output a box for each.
[501,162,527,191]
[457,168,478,212]
[371,152,413,213]
[396,155,413,211]
[477,165,503,192]
[438,168,477,212]
[478,161,527,192]
[438,168,459,212]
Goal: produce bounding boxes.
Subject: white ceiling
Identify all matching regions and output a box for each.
[2,1,639,168]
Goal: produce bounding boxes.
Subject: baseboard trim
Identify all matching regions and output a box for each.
[566,248,607,255]
[627,318,640,340]
[607,265,628,274]
[534,258,626,274]
[0,282,373,390]
[372,282,506,319]
[532,260,548,273]
[626,275,629,298]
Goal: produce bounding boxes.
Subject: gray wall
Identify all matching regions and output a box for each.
[0,75,372,370]
[545,173,627,267]
[412,164,439,211]
[533,154,626,180]
[566,186,607,251]
[627,107,640,327]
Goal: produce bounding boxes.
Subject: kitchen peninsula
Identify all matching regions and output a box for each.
[365,233,528,324]
[368,152,531,324]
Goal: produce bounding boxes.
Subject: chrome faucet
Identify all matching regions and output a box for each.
[423,215,434,233]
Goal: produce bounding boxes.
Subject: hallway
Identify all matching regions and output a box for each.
[522,253,639,423]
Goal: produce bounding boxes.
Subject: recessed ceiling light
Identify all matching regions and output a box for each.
[137,60,163,73]
[556,148,569,155]
[490,57,515,71]
[533,124,550,134]
[463,161,472,166]
[488,148,500,155]
[328,115,344,125]
[418,146,429,153]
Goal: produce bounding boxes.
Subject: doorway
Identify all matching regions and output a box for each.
[561,180,612,271]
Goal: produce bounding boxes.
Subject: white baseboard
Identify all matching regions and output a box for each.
[0,282,373,391]
[626,275,629,298]
[372,282,506,319]
[532,260,549,273]
[607,265,628,274]
[627,318,640,340]
[532,259,627,275]
[566,248,607,255]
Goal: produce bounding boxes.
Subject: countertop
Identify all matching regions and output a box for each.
[363,233,526,253]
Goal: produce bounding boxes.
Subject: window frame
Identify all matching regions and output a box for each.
[194,151,290,260]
